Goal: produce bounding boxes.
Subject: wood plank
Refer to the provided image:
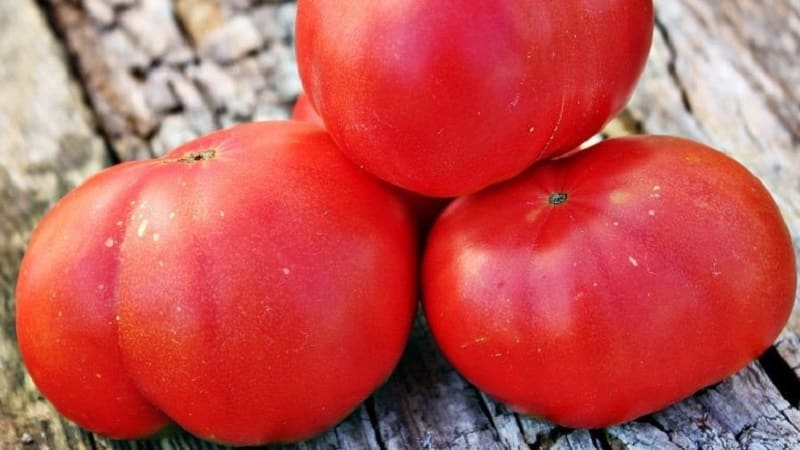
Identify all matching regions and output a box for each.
[0,1,109,449]
[45,0,300,161]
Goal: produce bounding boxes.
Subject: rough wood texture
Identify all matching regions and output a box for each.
[0,1,109,448]
[1,0,798,448]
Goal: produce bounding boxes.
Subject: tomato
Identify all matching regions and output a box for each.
[292,91,451,233]
[422,135,796,428]
[296,0,654,197]
[292,91,325,127]
[16,121,418,445]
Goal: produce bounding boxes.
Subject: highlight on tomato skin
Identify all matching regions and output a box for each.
[15,121,419,446]
[296,0,655,197]
[422,135,797,429]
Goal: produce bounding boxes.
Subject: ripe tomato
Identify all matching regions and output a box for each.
[296,0,654,197]
[292,91,325,127]
[422,136,796,428]
[16,122,418,445]
[292,91,451,232]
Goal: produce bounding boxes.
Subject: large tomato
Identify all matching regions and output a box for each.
[422,136,797,427]
[16,121,418,445]
[296,0,654,197]
[292,91,451,232]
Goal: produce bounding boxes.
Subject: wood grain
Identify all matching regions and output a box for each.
[0,1,107,448]
[2,0,798,448]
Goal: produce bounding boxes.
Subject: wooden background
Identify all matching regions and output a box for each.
[1,0,799,448]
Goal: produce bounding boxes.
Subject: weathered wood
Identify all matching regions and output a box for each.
[0,1,108,449]
[1,0,799,449]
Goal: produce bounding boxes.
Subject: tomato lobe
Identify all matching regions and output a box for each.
[16,122,418,445]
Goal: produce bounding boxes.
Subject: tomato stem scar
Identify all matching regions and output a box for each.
[176,149,217,164]
[549,192,568,206]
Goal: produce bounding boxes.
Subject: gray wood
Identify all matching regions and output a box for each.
[0,1,108,449]
[2,0,799,449]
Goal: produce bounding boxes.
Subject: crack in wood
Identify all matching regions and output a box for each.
[653,15,694,116]
[365,397,388,450]
[588,429,612,450]
[34,0,121,166]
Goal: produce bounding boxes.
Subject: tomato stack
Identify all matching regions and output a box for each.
[15,0,796,446]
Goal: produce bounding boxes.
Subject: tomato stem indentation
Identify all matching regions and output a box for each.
[176,149,217,164]
[549,192,568,206]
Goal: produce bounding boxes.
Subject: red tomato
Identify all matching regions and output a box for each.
[292,91,325,127]
[16,122,418,445]
[296,0,654,197]
[292,91,451,233]
[422,136,796,428]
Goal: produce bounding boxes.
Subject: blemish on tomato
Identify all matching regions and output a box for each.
[176,149,217,164]
[104,238,114,248]
[628,256,639,267]
[609,189,630,204]
[650,185,662,198]
[137,220,148,237]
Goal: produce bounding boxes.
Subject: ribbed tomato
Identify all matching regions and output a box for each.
[423,135,796,427]
[16,121,418,445]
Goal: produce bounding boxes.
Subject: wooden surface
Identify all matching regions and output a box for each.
[1,0,798,448]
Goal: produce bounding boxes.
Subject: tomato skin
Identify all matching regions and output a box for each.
[422,136,796,428]
[16,122,418,444]
[296,0,654,197]
[292,91,451,232]
[292,91,325,127]
[15,162,170,439]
